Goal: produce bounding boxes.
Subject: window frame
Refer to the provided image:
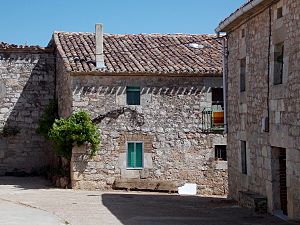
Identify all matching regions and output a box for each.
[241,141,247,174]
[215,145,227,161]
[126,86,141,105]
[240,58,246,92]
[126,141,144,170]
[277,7,283,19]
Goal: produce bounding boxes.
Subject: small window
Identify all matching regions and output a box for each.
[241,29,245,38]
[277,7,283,19]
[212,88,224,108]
[240,58,246,92]
[127,142,143,169]
[126,86,140,105]
[274,43,284,85]
[215,145,227,161]
[241,141,247,174]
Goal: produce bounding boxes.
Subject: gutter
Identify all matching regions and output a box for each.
[216,0,265,33]
[222,37,228,133]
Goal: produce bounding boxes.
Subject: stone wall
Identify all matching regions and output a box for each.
[226,0,300,220]
[0,49,55,175]
[68,74,228,195]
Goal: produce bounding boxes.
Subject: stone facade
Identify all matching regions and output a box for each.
[0,48,55,175]
[0,32,228,195]
[64,73,227,195]
[219,0,300,220]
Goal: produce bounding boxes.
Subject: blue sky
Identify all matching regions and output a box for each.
[0,0,245,46]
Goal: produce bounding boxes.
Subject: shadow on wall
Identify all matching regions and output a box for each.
[73,86,211,96]
[0,52,56,175]
[101,193,291,225]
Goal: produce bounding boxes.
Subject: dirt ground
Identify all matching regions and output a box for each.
[0,176,297,225]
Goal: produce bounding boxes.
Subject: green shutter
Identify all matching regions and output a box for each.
[135,143,143,168]
[126,86,140,105]
[127,143,135,168]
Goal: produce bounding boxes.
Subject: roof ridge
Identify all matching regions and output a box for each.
[54,31,217,37]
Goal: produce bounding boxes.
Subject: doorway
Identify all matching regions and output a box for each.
[271,147,288,216]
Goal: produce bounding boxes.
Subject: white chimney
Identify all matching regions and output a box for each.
[95,23,105,69]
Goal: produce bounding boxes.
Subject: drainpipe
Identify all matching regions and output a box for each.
[221,35,228,133]
[265,6,272,132]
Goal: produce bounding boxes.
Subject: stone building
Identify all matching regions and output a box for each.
[216,0,300,220]
[0,42,55,175]
[52,26,227,195]
[0,25,227,195]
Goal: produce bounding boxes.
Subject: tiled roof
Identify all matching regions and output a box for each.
[53,32,222,76]
[0,42,44,50]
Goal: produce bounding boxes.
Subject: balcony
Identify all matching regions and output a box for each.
[201,106,224,132]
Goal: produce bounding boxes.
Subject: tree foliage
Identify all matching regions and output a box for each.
[48,111,101,160]
[38,103,100,160]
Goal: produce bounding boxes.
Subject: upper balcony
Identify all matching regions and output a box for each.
[201,104,224,133]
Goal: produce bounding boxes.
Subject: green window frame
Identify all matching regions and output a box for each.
[126,86,140,105]
[127,142,143,169]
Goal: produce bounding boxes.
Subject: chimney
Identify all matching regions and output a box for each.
[95,23,105,69]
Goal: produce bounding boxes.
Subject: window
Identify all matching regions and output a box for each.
[126,86,140,105]
[212,88,224,108]
[127,142,143,169]
[274,43,284,85]
[211,88,224,128]
[241,141,247,174]
[277,7,283,19]
[240,58,246,92]
[241,29,245,38]
[215,145,227,161]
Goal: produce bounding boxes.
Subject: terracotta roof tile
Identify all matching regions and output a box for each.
[53,32,222,76]
[0,41,44,50]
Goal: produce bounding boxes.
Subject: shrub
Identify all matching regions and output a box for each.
[48,111,100,160]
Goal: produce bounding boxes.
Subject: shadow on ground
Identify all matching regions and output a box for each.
[0,176,53,190]
[102,193,295,225]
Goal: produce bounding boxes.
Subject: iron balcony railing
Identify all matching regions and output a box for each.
[201,106,224,132]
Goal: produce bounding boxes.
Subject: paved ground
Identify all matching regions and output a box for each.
[0,176,297,225]
[0,199,65,225]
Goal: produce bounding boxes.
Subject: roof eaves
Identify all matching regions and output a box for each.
[68,70,222,77]
[216,0,275,33]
